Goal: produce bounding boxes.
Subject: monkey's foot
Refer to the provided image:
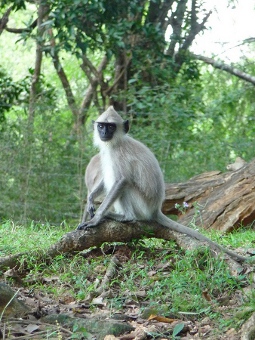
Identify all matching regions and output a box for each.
[77,217,105,230]
[76,222,93,230]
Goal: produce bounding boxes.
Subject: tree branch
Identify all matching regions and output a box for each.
[159,0,175,32]
[104,56,132,96]
[5,18,38,34]
[28,1,48,120]
[166,0,188,57]
[49,34,79,118]
[78,55,109,125]
[193,54,255,85]
[181,8,212,51]
[0,220,249,277]
[0,6,12,35]
[81,55,100,80]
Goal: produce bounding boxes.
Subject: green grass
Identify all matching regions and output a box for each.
[0,220,72,256]
[0,220,254,337]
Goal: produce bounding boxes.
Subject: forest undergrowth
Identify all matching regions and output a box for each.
[0,221,255,339]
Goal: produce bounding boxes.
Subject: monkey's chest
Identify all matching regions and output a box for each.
[101,152,118,193]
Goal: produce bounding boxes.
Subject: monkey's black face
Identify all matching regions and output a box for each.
[96,122,117,141]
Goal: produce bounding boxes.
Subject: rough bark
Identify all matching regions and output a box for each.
[0,220,248,277]
[163,158,255,232]
[28,1,48,120]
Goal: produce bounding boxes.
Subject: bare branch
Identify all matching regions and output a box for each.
[181,9,212,51]
[5,18,38,34]
[0,6,12,35]
[49,33,79,118]
[81,55,99,80]
[53,53,79,116]
[194,54,255,85]
[104,56,132,96]
[78,55,109,125]
[172,6,212,73]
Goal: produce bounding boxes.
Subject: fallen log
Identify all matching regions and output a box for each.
[163,158,255,232]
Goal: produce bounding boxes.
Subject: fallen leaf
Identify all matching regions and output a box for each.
[148,314,177,323]
[25,324,40,334]
[202,290,211,301]
[91,297,106,306]
[147,270,157,277]
[42,276,60,283]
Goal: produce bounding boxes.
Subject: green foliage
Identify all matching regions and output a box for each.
[0,68,29,129]
[0,67,90,224]
[47,0,162,56]
[1,0,26,11]
[121,57,255,181]
[0,0,255,222]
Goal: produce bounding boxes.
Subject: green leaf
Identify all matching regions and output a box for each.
[172,322,185,337]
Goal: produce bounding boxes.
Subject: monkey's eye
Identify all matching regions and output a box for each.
[98,124,104,129]
[108,124,116,132]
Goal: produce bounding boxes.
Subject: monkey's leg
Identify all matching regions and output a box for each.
[104,212,134,222]
[77,178,127,230]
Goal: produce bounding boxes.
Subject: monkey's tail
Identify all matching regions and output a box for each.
[156,211,248,263]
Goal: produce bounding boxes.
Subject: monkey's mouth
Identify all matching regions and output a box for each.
[100,137,112,142]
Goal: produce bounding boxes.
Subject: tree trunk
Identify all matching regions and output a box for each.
[163,158,255,232]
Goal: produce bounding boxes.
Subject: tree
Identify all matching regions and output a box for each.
[1,0,255,223]
[0,0,213,126]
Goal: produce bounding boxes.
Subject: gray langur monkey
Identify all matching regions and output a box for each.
[77,106,247,262]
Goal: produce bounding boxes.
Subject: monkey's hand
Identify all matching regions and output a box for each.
[87,195,96,219]
[77,215,103,230]
[87,204,95,219]
[77,223,88,230]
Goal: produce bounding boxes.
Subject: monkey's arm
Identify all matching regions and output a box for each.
[86,179,105,219]
[77,177,127,230]
[81,180,105,223]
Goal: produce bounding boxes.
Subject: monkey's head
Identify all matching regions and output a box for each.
[93,106,129,146]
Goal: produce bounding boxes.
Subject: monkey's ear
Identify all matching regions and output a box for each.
[124,120,129,134]
[92,120,95,129]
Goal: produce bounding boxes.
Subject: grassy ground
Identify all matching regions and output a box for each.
[0,220,255,339]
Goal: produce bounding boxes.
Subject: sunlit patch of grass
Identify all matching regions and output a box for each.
[0,220,72,256]
[208,225,255,250]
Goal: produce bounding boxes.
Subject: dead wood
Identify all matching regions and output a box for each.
[0,220,249,277]
[95,255,121,296]
[163,158,255,232]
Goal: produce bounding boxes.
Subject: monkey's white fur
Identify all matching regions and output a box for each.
[78,106,247,263]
